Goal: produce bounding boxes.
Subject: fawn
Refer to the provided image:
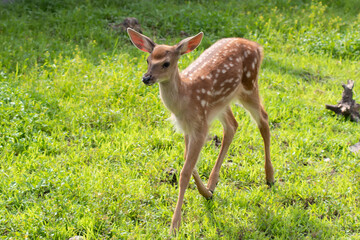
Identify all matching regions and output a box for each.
[127,28,275,233]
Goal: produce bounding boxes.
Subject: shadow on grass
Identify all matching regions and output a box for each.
[202,192,336,239]
[252,205,336,239]
[263,55,332,84]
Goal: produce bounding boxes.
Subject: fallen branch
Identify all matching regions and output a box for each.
[325,80,360,122]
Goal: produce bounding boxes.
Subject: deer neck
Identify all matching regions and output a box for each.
[159,67,186,116]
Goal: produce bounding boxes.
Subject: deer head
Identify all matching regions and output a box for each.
[127,28,203,85]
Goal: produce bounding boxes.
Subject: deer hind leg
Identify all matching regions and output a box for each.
[171,128,208,233]
[239,92,275,185]
[207,106,238,192]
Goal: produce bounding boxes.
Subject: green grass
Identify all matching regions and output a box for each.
[1,0,360,239]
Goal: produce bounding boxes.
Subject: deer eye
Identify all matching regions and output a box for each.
[162,62,170,69]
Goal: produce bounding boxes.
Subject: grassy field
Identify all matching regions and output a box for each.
[1,0,360,239]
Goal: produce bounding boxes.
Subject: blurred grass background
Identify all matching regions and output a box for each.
[0,0,359,239]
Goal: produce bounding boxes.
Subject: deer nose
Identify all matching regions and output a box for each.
[142,75,152,84]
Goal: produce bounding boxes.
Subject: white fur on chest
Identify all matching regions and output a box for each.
[168,114,185,133]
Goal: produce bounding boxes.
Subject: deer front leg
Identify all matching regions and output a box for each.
[207,107,238,192]
[192,169,213,199]
[171,130,208,233]
[185,134,213,199]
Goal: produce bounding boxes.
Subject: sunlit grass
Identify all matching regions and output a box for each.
[0,0,359,239]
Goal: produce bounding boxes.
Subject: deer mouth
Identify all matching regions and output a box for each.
[143,79,156,86]
[142,75,156,86]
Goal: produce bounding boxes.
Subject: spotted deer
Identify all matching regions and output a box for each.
[127,28,275,233]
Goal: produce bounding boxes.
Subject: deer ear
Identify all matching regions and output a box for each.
[127,28,156,53]
[176,32,203,55]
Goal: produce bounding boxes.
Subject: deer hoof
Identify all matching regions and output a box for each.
[206,189,214,200]
[266,180,276,188]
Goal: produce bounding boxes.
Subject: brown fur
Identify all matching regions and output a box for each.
[127,28,275,234]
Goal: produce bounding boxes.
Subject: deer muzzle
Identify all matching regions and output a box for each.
[142,74,155,86]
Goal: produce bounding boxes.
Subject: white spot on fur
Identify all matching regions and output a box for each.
[246,71,251,78]
[201,89,206,94]
[201,100,206,107]
[213,96,225,104]
[252,62,255,69]
[224,78,233,84]
[222,69,226,73]
[215,88,224,96]
[223,88,230,93]
[241,88,253,95]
